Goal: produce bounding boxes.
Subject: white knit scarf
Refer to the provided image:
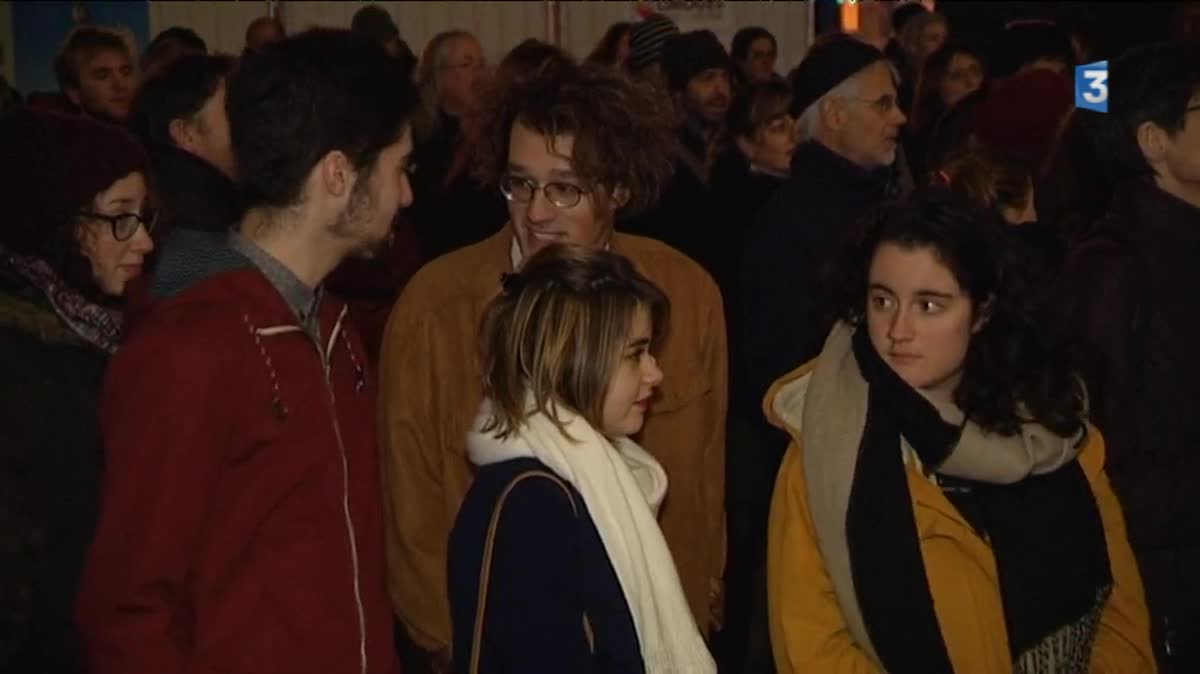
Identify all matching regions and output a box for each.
[466,397,716,674]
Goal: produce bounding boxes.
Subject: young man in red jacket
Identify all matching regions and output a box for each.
[76,28,416,674]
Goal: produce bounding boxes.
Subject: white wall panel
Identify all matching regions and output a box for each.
[149,1,271,57]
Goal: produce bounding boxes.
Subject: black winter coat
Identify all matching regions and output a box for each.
[0,272,107,673]
[738,141,891,411]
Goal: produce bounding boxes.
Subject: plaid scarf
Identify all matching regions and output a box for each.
[0,245,121,353]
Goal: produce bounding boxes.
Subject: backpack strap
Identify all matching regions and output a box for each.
[468,470,594,674]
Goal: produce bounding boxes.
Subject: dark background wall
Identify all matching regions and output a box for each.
[814,1,1183,64]
[937,1,1179,62]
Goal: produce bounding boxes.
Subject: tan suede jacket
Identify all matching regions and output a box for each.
[378,229,728,658]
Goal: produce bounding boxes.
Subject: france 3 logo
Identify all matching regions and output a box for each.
[1076,60,1109,113]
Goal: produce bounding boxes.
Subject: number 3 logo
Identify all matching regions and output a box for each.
[1075,61,1109,113]
[1082,70,1108,104]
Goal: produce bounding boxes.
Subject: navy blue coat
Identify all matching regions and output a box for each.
[449,457,644,674]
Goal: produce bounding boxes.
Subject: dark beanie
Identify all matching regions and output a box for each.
[0,109,148,261]
[628,13,679,73]
[790,36,886,116]
[661,30,732,92]
[351,5,399,44]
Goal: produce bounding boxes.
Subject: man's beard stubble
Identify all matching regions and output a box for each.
[330,178,393,260]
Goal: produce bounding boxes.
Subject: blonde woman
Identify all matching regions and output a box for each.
[449,244,716,674]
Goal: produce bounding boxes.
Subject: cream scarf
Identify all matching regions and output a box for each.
[466,397,717,674]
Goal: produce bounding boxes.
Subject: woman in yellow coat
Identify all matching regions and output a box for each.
[765,189,1156,674]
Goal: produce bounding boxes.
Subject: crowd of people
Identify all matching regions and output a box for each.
[1,3,1198,674]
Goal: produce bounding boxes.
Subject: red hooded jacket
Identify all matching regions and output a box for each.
[76,243,399,674]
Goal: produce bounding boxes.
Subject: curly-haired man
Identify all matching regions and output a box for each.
[378,58,728,672]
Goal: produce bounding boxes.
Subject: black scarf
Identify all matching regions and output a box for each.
[846,328,1113,672]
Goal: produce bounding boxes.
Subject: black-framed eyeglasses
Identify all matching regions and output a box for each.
[78,210,158,241]
[498,173,589,209]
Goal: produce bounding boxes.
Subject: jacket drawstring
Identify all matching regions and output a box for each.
[242,312,290,420]
[241,305,368,422]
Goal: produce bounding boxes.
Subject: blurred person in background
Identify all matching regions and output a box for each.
[139,26,207,81]
[407,30,506,260]
[730,26,778,88]
[243,15,285,56]
[53,26,136,123]
[587,21,634,71]
[906,42,987,181]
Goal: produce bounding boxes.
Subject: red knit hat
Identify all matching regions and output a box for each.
[968,69,1072,174]
[0,108,148,262]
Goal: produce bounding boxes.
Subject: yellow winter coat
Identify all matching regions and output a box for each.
[765,358,1156,674]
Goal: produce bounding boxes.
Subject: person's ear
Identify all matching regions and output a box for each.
[610,184,631,210]
[168,118,195,150]
[820,96,845,132]
[1136,120,1169,166]
[318,149,353,200]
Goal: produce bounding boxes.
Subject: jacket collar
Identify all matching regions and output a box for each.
[229,233,321,336]
[147,142,242,234]
[1109,178,1200,252]
[505,229,618,271]
[787,141,891,197]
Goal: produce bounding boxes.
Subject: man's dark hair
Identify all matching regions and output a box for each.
[493,39,572,93]
[731,26,775,64]
[1095,41,1200,184]
[350,5,399,44]
[226,28,418,210]
[146,26,208,56]
[130,53,235,148]
[54,26,131,91]
[474,60,676,219]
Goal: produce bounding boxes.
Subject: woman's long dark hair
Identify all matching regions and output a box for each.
[825,187,1085,436]
[587,22,633,69]
[910,42,987,137]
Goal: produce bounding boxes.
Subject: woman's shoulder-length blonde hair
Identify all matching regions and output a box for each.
[413,29,476,142]
[478,243,670,440]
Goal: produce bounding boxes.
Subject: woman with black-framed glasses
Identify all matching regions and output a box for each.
[0,108,151,673]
